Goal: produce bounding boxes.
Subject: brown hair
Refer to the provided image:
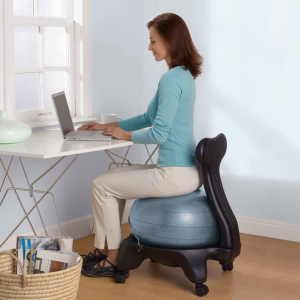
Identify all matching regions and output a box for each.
[147,13,203,79]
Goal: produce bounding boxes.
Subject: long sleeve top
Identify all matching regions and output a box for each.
[118,66,198,169]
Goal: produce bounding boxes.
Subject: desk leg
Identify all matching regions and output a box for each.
[19,157,48,235]
[0,155,78,249]
[105,145,158,170]
[0,188,59,248]
[0,157,37,236]
[105,148,131,169]
[144,145,158,165]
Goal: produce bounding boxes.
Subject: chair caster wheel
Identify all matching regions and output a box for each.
[195,283,209,297]
[221,261,234,271]
[115,271,129,284]
[149,258,157,262]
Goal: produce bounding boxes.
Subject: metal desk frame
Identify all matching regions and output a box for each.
[0,144,158,249]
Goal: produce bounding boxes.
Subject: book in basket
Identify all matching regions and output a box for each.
[33,250,79,274]
[16,236,73,274]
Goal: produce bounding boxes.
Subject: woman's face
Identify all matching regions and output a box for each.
[148,26,170,65]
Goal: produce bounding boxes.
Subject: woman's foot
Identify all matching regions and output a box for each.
[80,248,108,265]
[99,256,117,268]
[81,257,126,278]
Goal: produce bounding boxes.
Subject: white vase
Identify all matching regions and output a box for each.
[0,110,32,143]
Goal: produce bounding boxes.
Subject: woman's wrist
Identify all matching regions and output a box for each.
[125,131,133,141]
[104,121,118,128]
[101,121,119,130]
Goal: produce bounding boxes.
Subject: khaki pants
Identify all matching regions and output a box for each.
[91,164,203,250]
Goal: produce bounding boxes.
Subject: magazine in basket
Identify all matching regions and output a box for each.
[16,236,79,274]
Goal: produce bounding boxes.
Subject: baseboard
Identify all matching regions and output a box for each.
[1,203,299,251]
[236,215,300,243]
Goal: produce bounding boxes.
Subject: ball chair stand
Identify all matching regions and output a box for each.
[115,133,241,297]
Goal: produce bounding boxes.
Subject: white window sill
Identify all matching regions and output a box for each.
[25,116,98,128]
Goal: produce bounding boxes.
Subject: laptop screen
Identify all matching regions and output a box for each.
[52,92,74,137]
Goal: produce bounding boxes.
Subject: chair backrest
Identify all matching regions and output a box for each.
[195,133,240,248]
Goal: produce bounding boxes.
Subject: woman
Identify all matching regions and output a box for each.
[78,13,203,278]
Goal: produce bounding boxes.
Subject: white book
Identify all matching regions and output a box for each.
[34,250,78,274]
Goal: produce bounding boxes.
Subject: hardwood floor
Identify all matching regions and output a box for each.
[73,223,300,300]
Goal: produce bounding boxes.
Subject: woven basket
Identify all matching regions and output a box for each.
[0,249,82,300]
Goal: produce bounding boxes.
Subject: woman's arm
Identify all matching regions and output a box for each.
[118,112,152,131]
[130,71,183,145]
[78,114,151,132]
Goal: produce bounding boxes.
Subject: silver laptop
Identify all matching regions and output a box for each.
[52,91,113,141]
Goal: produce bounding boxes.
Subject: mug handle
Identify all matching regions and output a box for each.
[117,118,122,121]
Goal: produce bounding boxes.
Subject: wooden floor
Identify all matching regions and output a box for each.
[73,223,300,300]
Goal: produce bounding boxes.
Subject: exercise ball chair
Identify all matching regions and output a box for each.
[115,133,241,297]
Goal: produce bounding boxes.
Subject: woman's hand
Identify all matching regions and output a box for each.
[77,122,105,131]
[102,127,133,141]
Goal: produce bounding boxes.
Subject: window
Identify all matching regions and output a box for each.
[0,0,96,127]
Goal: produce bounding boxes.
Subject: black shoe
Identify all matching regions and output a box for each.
[80,248,107,265]
[81,258,128,278]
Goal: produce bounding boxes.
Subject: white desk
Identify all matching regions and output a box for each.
[0,128,134,158]
[0,128,157,248]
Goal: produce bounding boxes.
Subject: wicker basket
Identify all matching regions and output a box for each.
[0,249,82,300]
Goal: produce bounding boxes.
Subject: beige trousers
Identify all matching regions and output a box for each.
[91,163,203,250]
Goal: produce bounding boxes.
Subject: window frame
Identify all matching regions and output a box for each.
[0,0,96,128]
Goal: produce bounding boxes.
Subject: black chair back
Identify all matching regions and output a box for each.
[195,133,240,248]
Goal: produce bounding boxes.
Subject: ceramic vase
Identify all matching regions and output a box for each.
[0,110,32,143]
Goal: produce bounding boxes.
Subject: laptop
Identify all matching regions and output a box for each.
[52,91,113,141]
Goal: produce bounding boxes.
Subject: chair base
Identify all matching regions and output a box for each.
[116,234,241,296]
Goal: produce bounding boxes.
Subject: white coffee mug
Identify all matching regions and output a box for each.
[101,114,122,124]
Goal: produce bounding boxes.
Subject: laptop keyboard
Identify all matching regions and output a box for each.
[67,130,105,137]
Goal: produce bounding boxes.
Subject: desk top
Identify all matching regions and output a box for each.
[0,128,135,159]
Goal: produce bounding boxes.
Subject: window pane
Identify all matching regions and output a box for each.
[38,0,63,17]
[44,71,68,108]
[14,27,39,69]
[44,27,67,67]
[15,73,40,110]
[13,0,34,16]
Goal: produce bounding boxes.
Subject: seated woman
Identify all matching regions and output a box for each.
[78,12,203,278]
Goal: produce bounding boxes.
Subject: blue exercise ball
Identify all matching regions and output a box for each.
[129,188,220,249]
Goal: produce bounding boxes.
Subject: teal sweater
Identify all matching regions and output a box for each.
[118,66,198,168]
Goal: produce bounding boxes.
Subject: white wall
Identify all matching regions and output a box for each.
[1,0,299,247]
[141,0,300,225]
